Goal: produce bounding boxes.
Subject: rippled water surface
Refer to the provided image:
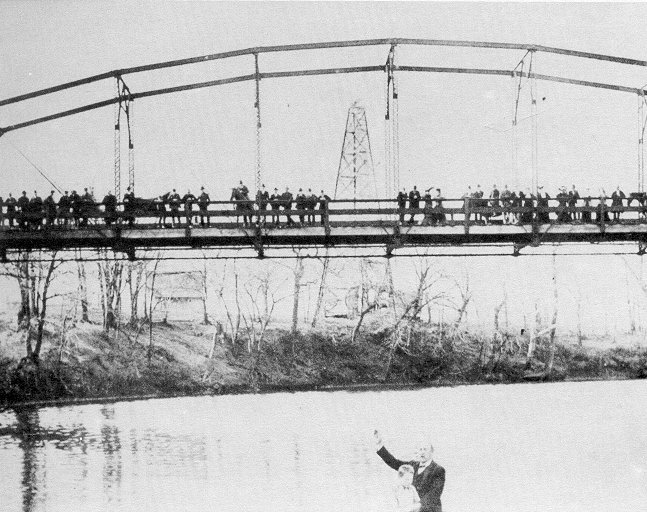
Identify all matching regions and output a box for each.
[1,380,646,512]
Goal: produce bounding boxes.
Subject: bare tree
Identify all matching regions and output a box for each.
[147,256,161,361]
[545,254,559,376]
[215,260,241,345]
[291,255,305,334]
[383,259,454,377]
[76,254,90,323]
[126,261,147,326]
[452,268,472,329]
[311,250,330,328]
[199,256,211,325]
[240,268,287,353]
[96,250,124,333]
[1,251,64,362]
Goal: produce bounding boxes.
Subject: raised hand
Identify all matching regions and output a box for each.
[374,429,384,449]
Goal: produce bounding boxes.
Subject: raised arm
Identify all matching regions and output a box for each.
[374,430,408,471]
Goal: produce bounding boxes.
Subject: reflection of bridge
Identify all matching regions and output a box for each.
[2,198,647,261]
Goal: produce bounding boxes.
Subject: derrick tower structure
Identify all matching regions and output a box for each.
[334,103,377,200]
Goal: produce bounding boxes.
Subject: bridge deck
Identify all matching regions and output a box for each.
[2,199,646,257]
[2,222,647,256]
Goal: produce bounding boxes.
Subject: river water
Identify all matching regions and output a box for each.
[0,380,645,512]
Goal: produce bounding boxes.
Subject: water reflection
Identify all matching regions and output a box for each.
[0,381,646,512]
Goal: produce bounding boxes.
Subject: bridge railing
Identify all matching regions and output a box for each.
[0,196,645,230]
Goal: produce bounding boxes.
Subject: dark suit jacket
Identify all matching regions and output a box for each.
[377,446,445,512]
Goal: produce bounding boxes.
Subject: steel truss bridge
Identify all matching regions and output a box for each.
[3,38,647,260]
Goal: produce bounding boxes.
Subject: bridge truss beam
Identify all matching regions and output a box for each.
[2,65,645,138]
[2,37,647,109]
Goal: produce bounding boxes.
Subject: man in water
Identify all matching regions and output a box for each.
[374,430,445,512]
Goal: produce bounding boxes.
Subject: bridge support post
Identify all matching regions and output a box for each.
[463,197,470,235]
[253,225,264,258]
[599,200,606,236]
[323,200,331,243]
[386,224,403,257]
[531,198,540,246]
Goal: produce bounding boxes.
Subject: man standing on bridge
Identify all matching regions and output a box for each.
[6,193,17,228]
[198,186,210,227]
[409,186,421,224]
[43,191,57,227]
[374,430,445,512]
[182,189,196,227]
[102,191,117,227]
[123,187,135,227]
[169,189,181,227]
[397,188,408,224]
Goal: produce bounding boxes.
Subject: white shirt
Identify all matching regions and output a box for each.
[417,460,432,474]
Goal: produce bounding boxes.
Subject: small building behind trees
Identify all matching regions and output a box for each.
[152,271,205,322]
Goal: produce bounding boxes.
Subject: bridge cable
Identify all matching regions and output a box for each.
[5,140,62,194]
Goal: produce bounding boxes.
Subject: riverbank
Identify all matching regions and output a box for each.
[1,317,646,407]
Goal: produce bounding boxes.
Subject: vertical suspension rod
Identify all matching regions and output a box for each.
[127,99,135,193]
[254,53,262,192]
[392,45,400,195]
[639,93,643,194]
[114,78,122,199]
[529,51,539,196]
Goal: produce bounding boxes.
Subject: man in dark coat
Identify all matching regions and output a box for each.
[197,186,210,227]
[43,191,57,227]
[306,188,318,225]
[182,190,197,226]
[29,190,44,230]
[318,190,331,226]
[102,191,117,227]
[118,188,132,227]
[295,188,307,225]
[17,191,29,230]
[270,188,281,225]
[57,191,71,226]
[397,188,408,224]
[281,187,295,226]
[255,184,270,226]
[70,190,82,227]
[168,189,181,227]
[611,186,625,221]
[6,193,17,228]
[408,186,421,224]
[375,430,445,512]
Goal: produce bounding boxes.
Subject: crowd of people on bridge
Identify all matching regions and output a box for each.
[0,180,639,231]
[0,182,333,231]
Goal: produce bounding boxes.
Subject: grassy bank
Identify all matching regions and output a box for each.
[1,318,646,407]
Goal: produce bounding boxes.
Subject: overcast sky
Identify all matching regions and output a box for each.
[3,2,647,333]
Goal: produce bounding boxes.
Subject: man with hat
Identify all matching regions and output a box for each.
[123,186,135,227]
[6,193,17,228]
[198,186,210,227]
[256,184,270,226]
[43,190,57,227]
[17,191,29,230]
[270,187,281,225]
